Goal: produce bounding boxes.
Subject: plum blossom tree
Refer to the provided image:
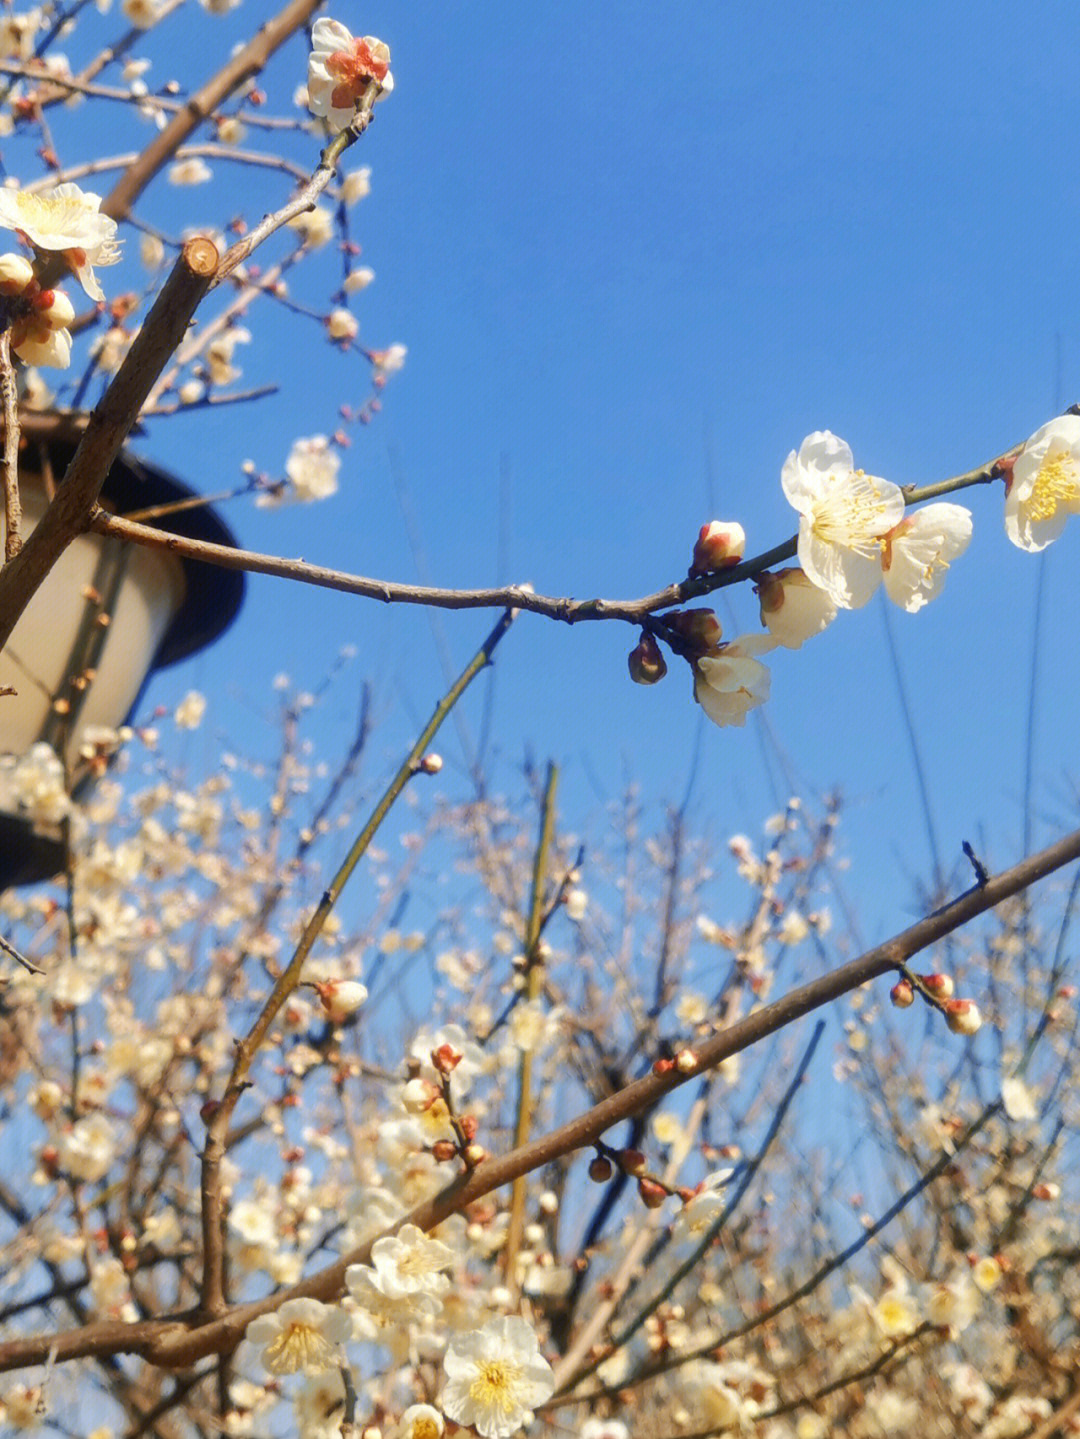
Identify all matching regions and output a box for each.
[0,5,1079,1439]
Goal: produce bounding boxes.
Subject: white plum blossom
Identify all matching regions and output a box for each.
[168,158,213,186]
[0,742,70,822]
[1004,413,1080,551]
[0,183,120,300]
[245,1297,351,1374]
[441,1316,555,1439]
[307,19,393,133]
[397,1404,445,1439]
[694,634,776,728]
[782,431,905,608]
[1001,1075,1037,1121]
[277,435,341,505]
[57,1113,117,1183]
[293,1369,346,1439]
[342,167,372,204]
[346,1223,454,1325]
[757,567,838,648]
[881,502,972,611]
[173,690,207,730]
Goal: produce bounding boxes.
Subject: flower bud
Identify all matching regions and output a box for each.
[638,1176,668,1209]
[665,608,723,655]
[890,979,914,1008]
[945,998,982,1035]
[628,631,668,685]
[690,520,745,575]
[756,568,838,649]
[618,1148,647,1176]
[403,1077,436,1114]
[588,1154,613,1183]
[431,1139,458,1162]
[418,752,443,774]
[675,1048,698,1073]
[316,979,368,1021]
[463,1142,487,1167]
[0,252,34,294]
[920,972,955,999]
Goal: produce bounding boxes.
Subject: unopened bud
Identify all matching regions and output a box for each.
[463,1142,487,1167]
[652,1056,675,1076]
[628,631,668,685]
[418,752,443,774]
[431,1042,462,1074]
[618,1148,647,1176]
[890,979,915,1008]
[588,1154,613,1183]
[316,979,368,1022]
[675,1048,698,1073]
[690,520,745,575]
[431,1139,458,1162]
[945,998,982,1035]
[920,972,955,999]
[665,608,723,655]
[638,1176,668,1209]
[403,1077,436,1114]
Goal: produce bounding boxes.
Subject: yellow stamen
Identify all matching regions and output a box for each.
[263,1322,333,1373]
[1026,449,1080,522]
[469,1359,521,1419]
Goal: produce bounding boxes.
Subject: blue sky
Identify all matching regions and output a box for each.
[17,1,1080,942]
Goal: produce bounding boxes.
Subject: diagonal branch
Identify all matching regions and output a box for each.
[2,821,1078,1374]
[0,238,218,651]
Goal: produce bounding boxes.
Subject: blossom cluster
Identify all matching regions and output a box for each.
[632,414,1080,729]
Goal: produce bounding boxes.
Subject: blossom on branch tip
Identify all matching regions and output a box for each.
[307,19,393,133]
[881,502,972,611]
[257,435,340,507]
[782,431,904,608]
[440,1316,555,1439]
[756,567,837,648]
[0,183,120,301]
[1004,413,1080,551]
[693,635,776,728]
[691,519,745,574]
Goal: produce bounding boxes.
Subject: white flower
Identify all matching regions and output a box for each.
[205,326,250,386]
[341,167,372,204]
[372,342,407,374]
[782,431,905,608]
[881,502,972,611]
[58,1113,116,1183]
[1001,1075,1037,1121]
[173,690,206,730]
[245,1298,351,1374]
[441,1316,555,1439]
[694,634,776,728]
[757,567,838,648]
[0,183,120,300]
[289,206,334,248]
[307,19,393,133]
[122,0,166,26]
[397,1403,445,1439]
[294,1370,346,1439]
[168,158,212,187]
[327,307,358,342]
[1005,413,1080,551]
[282,435,340,504]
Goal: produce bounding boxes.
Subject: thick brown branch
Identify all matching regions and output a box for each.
[0,238,218,651]
[102,0,322,222]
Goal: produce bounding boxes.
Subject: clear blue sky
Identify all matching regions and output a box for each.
[22,1,1080,938]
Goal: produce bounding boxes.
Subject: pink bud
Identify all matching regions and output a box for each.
[690,520,745,575]
[890,980,914,1008]
[920,972,955,999]
[665,608,723,655]
[638,1176,668,1209]
[945,998,982,1035]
